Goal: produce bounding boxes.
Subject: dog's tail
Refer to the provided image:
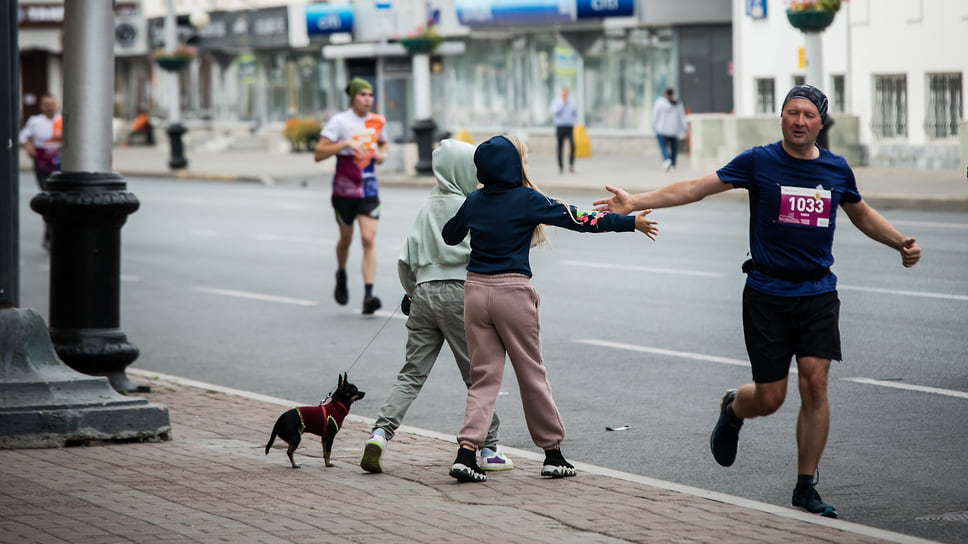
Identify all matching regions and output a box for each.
[265,429,277,455]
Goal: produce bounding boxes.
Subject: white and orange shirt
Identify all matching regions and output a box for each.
[19,113,62,173]
[320,109,386,198]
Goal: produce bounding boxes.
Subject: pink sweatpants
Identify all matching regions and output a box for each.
[457,272,566,451]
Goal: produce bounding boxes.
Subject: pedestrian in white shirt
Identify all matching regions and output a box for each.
[652,88,689,172]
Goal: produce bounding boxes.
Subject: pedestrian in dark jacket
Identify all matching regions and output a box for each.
[442,134,658,482]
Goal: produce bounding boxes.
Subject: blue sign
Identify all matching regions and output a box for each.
[575,0,634,19]
[305,3,354,35]
[456,0,574,27]
[745,0,767,19]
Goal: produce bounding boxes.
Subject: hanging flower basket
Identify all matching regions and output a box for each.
[154,46,197,72]
[786,9,836,31]
[399,34,442,54]
[785,0,844,32]
[398,23,443,54]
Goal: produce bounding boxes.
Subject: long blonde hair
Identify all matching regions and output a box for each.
[505,135,581,248]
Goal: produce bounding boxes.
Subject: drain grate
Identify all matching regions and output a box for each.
[915,511,968,523]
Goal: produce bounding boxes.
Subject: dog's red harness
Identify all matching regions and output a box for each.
[296,400,349,437]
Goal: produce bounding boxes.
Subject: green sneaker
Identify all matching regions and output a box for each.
[360,432,386,473]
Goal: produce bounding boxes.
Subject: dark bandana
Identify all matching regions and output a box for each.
[782,85,828,124]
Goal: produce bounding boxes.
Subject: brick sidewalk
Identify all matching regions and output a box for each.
[0,373,934,544]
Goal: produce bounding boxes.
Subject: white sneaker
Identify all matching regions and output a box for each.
[360,432,387,473]
[662,158,673,172]
[480,446,514,471]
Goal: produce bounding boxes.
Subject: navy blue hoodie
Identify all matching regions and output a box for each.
[441,135,635,277]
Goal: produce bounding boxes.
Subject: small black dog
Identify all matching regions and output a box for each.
[265,373,365,468]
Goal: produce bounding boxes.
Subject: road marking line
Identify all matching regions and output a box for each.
[192,286,318,307]
[891,220,968,230]
[842,378,968,400]
[575,339,751,368]
[562,261,726,278]
[580,339,966,400]
[838,284,968,302]
[254,233,327,245]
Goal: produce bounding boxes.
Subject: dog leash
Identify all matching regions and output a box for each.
[321,300,402,403]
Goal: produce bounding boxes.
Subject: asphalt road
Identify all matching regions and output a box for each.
[16,174,968,543]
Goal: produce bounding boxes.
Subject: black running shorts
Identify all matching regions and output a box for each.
[332,195,380,227]
[742,285,842,384]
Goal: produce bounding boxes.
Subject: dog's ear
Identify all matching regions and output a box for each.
[338,373,345,388]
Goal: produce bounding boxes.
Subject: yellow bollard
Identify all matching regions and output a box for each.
[453,129,474,145]
[574,124,591,158]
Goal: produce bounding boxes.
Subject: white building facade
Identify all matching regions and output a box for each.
[732,0,967,168]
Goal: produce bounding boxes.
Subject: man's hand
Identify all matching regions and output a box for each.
[634,209,658,240]
[593,185,633,215]
[900,237,920,268]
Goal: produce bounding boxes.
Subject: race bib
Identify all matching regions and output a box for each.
[778,185,831,227]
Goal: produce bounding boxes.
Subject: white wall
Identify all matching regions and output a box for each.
[733,0,968,167]
[733,0,847,116]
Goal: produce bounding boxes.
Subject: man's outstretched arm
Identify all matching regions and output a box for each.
[593,172,732,215]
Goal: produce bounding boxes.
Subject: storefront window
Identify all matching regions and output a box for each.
[568,28,673,131]
[267,51,288,123]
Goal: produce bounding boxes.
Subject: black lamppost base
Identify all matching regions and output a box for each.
[166,122,188,170]
[30,171,141,393]
[412,118,436,176]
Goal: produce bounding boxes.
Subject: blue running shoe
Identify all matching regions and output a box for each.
[792,482,838,518]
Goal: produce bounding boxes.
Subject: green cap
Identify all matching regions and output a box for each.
[346,77,373,99]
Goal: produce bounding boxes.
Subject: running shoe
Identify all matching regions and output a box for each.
[362,295,382,315]
[541,449,576,478]
[710,389,743,467]
[449,447,487,483]
[360,432,386,473]
[480,446,514,471]
[334,271,348,306]
[792,482,838,518]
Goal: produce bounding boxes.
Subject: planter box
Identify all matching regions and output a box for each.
[786,9,835,32]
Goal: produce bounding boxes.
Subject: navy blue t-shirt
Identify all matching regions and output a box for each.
[716,141,862,297]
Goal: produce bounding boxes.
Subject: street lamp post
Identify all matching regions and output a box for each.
[164,0,187,169]
[409,1,435,175]
[2,1,170,449]
[30,1,142,393]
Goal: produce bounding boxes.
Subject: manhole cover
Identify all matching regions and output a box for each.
[915,511,968,523]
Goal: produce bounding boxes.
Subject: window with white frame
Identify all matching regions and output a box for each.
[755,78,775,114]
[925,72,962,139]
[792,75,805,88]
[830,75,845,113]
[871,74,907,138]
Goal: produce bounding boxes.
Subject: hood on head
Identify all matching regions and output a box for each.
[432,139,478,196]
[474,135,522,188]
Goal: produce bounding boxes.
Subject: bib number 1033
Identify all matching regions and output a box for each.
[778,185,831,227]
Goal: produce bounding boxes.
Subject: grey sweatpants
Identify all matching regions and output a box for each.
[457,272,566,451]
[373,280,501,449]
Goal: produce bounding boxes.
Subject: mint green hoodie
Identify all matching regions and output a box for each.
[397,139,478,294]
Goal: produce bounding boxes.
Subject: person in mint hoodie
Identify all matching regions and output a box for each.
[360,139,512,474]
[442,134,659,482]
